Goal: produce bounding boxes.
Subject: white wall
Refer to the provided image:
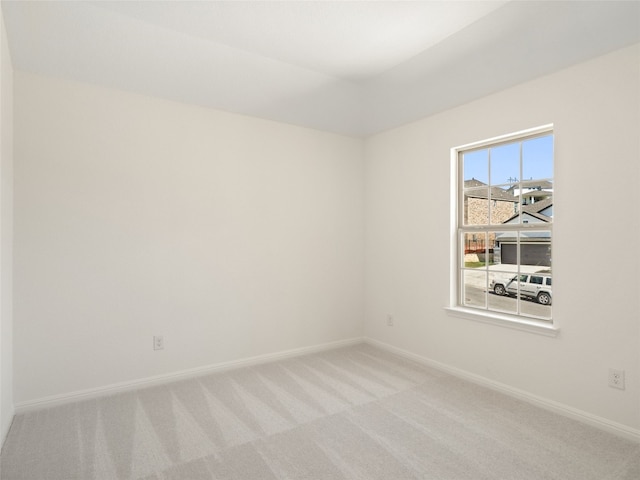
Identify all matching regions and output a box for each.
[0,6,14,443]
[365,44,640,431]
[14,73,364,404]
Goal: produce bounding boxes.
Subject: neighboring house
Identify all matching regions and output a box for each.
[508,180,553,206]
[496,197,553,266]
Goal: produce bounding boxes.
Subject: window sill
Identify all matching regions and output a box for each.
[445,307,560,337]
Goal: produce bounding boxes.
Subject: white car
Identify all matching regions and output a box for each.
[490,273,552,305]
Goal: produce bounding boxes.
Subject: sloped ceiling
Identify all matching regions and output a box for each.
[3,1,639,136]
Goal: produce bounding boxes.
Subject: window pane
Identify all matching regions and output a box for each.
[519,182,553,224]
[488,271,518,314]
[490,142,519,186]
[463,270,486,309]
[520,267,552,320]
[490,190,519,225]
[520,231,552,267]
[463,149,488,184]
[463,232,487,265]
[520,298,552,320]
[494,231,518,266]
[522,135,553,180]
[463,188,489,226]
[521,135,553,225]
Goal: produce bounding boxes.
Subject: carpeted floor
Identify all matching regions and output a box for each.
[1,344,639,479]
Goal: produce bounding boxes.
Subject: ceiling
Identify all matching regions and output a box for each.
[2,1,639,136]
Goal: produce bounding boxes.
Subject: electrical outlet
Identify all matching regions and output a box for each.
[386,314,394,326]
[608,368,625,390]
[153,335,164,351]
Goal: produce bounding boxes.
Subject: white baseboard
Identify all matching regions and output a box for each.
[364,337,640,443]
[15,337,364,415]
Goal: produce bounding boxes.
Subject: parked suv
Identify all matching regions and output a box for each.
[490,273,552,305]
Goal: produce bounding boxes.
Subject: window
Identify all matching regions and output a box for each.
[451,125,554,329]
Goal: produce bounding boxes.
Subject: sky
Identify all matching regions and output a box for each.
[463,134,553,187]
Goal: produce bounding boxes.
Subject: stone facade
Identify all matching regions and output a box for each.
[464,197,517,226]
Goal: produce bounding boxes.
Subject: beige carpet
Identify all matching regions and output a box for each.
[1,344,639,479]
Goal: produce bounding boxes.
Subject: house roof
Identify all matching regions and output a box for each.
[523,197,553,214]
[520,211,552,223]
[518,179,554,190]
[503,196,553,224]
[464,179,517,202]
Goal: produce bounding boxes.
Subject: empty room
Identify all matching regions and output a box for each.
[0,1,639,479]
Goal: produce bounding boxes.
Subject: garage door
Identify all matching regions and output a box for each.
[500,243,551,266]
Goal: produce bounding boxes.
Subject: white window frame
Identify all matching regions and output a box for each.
[446,124,559,337]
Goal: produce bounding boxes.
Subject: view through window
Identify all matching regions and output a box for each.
[457,128,553,322]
